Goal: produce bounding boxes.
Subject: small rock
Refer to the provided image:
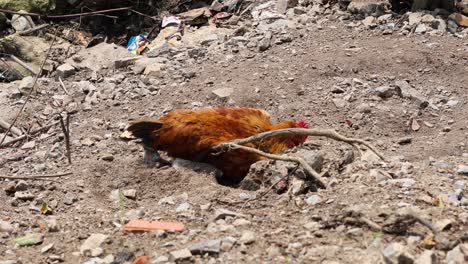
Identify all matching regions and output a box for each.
[382,242,415,264]
[398,137,412,145]
[447,20,458,33]
[258,31,273,51]
[445,244,467,264]
[239,193,251,201]
[431,19,447,32]
[221,236,236,251]
[291,178,308,195]
[387,178,416,188]
[415,250,436,264]
[362,16,377,28]
[0,220,14,233]
[332,98,346,108]
[457,165,468,175]
[454,180,465,190]
[123,189,137,199]
[143,63,166,78]
[46,217,59,232]
[125,209,144,220]
[305,195,321,205]
[415,23,427,34]
[80,234,108,256]
[239,231,256,245]
[101,154,114,162]
[189,239,221,255]
[41,243,54,253]
[169,249,192,262]
[63,192,78,205]
[21,140,36,150]
[374,86,395,98]
[14,233,44,246]
[18,76,35,95]
[213,208,244,221]
[11,11,35,32]
[176,202,191,213]
[408,13,422,26]
[212,88,233,99]
[14,191,35,201]
[449,13,468,27]
[56,64,76,80]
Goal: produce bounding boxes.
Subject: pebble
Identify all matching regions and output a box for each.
[125,209,144,220]
[169,249,192,262]
[213,209,244,221]
[258,31,272,51]
[305,195,321,205]
[101,154,114,161]
[456,165,468,175]
[21,141,36,150]
[14,180,29,191]
[14,191,35,201]
[0,220,14,233]
[415,250,436,264]
[382,242,414,264]
[175,202,191,213]
[80,234,108,256]
[445,244,467,264]
[46,217,59,232]
[212,88,233,99]
[232,219,251,226]
[63,192,78,205]
[189,239,221,255]
[397,137,412,145]
[221,236,236,251]
[239,192,251,201]
[239,230,256,245]
[123,189,137,199]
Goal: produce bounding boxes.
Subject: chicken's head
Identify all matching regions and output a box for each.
[291,120,309,146]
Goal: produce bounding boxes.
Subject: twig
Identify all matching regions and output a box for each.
[0,172,72,180]
[0,29,57,147]
[57,113,72,164]
[359,216,382,232]
[58,76,71,95]
[213,128,387,161]
[0,7,132,19]
[219,143,327,188]
[9,55,38,75]
[0,121,59,148]
[18,24,50,36]
[0,118,22,136]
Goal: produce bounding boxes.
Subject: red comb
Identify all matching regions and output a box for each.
[298,120,309,128]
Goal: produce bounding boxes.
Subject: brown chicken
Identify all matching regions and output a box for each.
[127,107,309,184]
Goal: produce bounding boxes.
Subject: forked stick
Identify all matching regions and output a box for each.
[212,128,386,189]
[213,128,386,161]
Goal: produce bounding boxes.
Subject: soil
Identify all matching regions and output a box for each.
[1,9,468,264]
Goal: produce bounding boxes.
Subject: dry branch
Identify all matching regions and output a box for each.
[213,128,387,161]
[0,121,59,148]
[58,76,71,95]
[211,128,386,189]
[0,172,72,180]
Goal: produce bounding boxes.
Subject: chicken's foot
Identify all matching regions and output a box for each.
[143,146,171,167]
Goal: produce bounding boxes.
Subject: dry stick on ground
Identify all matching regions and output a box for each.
[0,121,59,148]
[58,76,71,95]
[9,55,39,75]
[17,24,50,36]
[212,128,386,189]
[0,172,72,180]
[0,29,57,147]
[57,113,72,164]
[214,128,387,161]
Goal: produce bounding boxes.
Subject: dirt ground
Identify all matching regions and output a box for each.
[1,9,468,264]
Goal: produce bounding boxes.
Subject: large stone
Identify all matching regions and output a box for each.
[347,0,390,16]
[449,13,468,27]
[394,80,428,109]
[55,63,75,80]
[11,11,35,32]
[143,63,166,78]
[382,242,415,264]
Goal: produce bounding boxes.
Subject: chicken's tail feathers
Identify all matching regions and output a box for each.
[126,120,163,143]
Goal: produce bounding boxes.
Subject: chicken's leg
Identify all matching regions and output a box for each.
[143,146,171,167]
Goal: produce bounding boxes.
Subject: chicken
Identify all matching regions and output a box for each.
[127,107,309,184]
